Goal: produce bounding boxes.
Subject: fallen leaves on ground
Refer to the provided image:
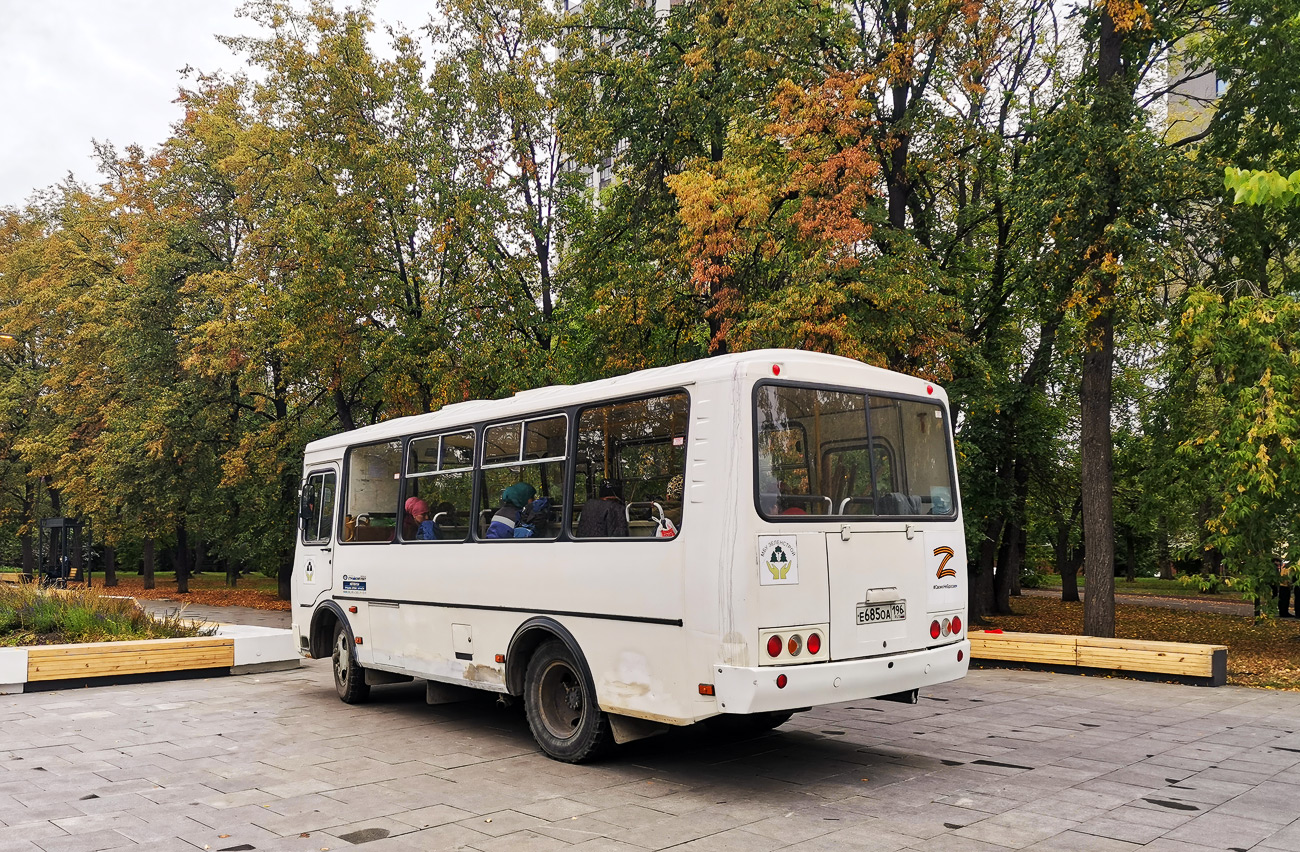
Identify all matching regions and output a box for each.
[981,595,1300,690]
[83,575,289,611]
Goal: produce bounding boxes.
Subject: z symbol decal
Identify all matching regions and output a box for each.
[934,546,957,579]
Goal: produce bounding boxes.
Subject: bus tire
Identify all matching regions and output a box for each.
[523,640,611,763]
[332,621,371,704]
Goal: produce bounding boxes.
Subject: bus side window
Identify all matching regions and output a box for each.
[403,430,474,541]
[342,440,402,543]
[479,415,567,540]
[574,392,690,539]
[301,471,336,544]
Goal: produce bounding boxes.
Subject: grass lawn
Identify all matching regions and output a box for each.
[981,594,1300,690]
[0,584,215,646]
[1035,576,1242,600]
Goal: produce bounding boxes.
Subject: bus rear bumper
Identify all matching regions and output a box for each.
[713,641,970,715]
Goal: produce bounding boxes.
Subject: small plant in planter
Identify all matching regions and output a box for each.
[0,583,215,647]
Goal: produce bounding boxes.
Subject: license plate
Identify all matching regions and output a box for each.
[856,600,906,625]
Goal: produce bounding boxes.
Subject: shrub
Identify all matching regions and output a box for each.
[1178,572,1228,595]
[1020,567,1051,589]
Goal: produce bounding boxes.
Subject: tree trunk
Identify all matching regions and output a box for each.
[277,550,292,602]
[175,523,190,594]
[1125,530,1137,583]
[143,537,156,590]
[1078,0,1131,639]
[1010,526,1027,597]
[993,523,1021,616]
[20,531,35,579]
[21,478,36,578]
[1157,515,1174,579]
[225,557,238,588]
[104,545,117,588]
[333,387,357,432]
[971,518,1002,622]
[1054,521,1079,602]
[1081,306,1116,636]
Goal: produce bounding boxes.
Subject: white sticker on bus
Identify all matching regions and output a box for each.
[758,536,798,585]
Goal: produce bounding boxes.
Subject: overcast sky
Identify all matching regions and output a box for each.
[0,1,430,209]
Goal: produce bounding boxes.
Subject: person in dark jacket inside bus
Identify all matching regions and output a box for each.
[486,482,536,538]
[576,478,629,538]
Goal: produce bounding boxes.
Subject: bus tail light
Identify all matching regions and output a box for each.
[776,674,788,688]
[941,618,951,637]
[699,683,715,696]
[951,615,962,635]
[767,635,783,657]
[930,620,941,640]
[760,624,828,665]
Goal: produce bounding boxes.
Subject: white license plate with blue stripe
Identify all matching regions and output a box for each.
[856,600,906,625]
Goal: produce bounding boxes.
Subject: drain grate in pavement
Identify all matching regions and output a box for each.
[339,828,391,844]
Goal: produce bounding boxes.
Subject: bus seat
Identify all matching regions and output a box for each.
[352,525,395,543]
[878,492,922,515]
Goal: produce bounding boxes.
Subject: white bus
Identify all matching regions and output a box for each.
[292,349,968,761]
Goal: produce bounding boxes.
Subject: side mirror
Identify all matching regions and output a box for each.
[299,483,314,530]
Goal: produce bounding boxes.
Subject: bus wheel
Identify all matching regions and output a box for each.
[332,622,371,704]
[523,640,611,762]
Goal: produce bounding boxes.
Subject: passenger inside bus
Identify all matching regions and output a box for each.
[402,497,438,540]
[486,482,536,538]
[576,478,629,538]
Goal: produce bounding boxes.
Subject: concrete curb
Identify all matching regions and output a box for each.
[0,624,299,693]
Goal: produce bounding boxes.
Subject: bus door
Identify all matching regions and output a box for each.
[296,467,339,606]
[826,525,930,660]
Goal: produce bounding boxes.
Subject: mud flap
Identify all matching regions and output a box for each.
[608,713,669,745]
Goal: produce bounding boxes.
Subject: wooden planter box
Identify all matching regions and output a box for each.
[969,630,1228,686]
[0,625,298,693]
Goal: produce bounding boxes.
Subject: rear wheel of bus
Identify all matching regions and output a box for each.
[332,621,371,704]
[524,640,611,762]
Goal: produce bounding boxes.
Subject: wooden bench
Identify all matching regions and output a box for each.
[0,573,24,584]
[969,630,1227,686]
[25,637,235,682]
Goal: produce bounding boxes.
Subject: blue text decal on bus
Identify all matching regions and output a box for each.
[341,574,367,592]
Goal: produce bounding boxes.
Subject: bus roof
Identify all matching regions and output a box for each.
[303,348,944,455]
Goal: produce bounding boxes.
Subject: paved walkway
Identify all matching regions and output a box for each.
[136,600,291,629]
[2,660,1298,851]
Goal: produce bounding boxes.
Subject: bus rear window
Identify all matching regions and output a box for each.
[755,384,955,519]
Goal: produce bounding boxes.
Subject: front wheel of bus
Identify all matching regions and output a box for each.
[332,622,370,704]
[523,640,611,763]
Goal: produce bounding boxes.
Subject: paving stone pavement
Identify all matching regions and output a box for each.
[135,601,291,630]
[2,664,1298,852]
